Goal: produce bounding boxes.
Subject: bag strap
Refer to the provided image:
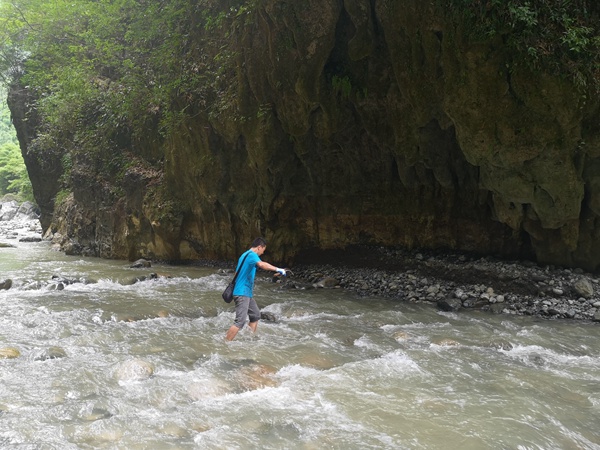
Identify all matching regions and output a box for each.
[231,251,251,286]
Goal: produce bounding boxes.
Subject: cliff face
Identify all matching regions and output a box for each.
[8,0,600,269]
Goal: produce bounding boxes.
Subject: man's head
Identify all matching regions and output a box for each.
[251,237,267,255]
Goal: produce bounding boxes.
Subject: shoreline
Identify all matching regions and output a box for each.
[277,246,600,323]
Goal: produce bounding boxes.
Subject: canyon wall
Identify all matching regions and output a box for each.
[8,0,600,269]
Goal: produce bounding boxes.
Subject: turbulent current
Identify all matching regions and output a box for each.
[1,233,599,448]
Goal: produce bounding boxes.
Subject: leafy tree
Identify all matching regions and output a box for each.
[0,85,33,200]
[0,0,249,149]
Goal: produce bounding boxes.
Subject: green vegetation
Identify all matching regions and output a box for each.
[332,75,353,100]
[0,87,32,201]
[0,0,257,158]
[437,0,600,91]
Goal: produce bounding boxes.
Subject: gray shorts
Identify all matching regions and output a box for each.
[233,296,260,329]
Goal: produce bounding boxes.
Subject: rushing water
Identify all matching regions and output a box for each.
[1,238,600,449]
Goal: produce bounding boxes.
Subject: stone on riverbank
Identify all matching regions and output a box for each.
[289,246,600,322]
[437,297,462,312]
[573,278,594,299]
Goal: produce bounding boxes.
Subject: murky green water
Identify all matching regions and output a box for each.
[0,240,599,449]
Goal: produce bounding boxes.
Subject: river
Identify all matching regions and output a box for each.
[0,233,599,449]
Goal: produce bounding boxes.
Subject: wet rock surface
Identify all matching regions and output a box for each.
[0,199,43,244]
[288,246,600,322]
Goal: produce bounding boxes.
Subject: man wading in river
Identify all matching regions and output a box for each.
[225,237,287,341]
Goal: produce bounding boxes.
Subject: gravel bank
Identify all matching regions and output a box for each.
[287,246,600,322]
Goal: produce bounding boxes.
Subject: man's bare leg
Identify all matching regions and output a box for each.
[248,321,258,333]
[225,325,240,341]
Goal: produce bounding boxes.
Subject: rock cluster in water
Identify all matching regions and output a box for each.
[0,199,42,241]
[288,247,600,323]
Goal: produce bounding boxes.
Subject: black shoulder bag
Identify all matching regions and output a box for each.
[222,252,250,303]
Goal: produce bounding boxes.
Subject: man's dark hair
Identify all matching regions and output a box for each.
[251,237,267,248]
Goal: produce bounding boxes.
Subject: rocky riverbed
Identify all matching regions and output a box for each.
[287,246,600,323]
[0,198,42,242]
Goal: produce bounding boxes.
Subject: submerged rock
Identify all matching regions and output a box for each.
[260,312,277,322]
[0,347,20,359]
[82,407,113,421]
[34,346,67,361]
[130,259,152,268]
[314,277,339,289]
[114,359,154,381]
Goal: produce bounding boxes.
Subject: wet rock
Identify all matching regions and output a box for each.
[260,312,278,322]
[0,201,19,221]
[236,364,278,390]
[393,331,409,340]
[0,347,20,359]
[34,346,67,361]
[114,359,154,381]
[130,258,152,268]
[0,243,15,248]
[49,282,65,291]
[19,236,42,243]
[437,296,462,312]
[0,279,12,290]
[487,340,513,351]
[187,379,231,400]
[82,407,113,421]
[120,272,163,285]
[281,280,314,290]
[314,276,339,288]
[573,278,594,299]
[51,275,97,285]
[15,201,40,220]
[434,338,460,347]
[62,239,82,256]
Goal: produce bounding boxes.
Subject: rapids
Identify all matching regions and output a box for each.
[0,239,599,449]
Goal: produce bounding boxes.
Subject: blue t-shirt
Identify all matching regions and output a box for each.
[232,249,261,298]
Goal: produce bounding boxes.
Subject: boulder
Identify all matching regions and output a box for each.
[0,279,12,290]
[19,237,42,243]
[437,296,462,312]
[15,201,40,221]
[0,201,19,221]
[315,277,339,288]
[573,278,594,299]
[114,359,154,381]
[130,259,152,268]
[0,347,20,359]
